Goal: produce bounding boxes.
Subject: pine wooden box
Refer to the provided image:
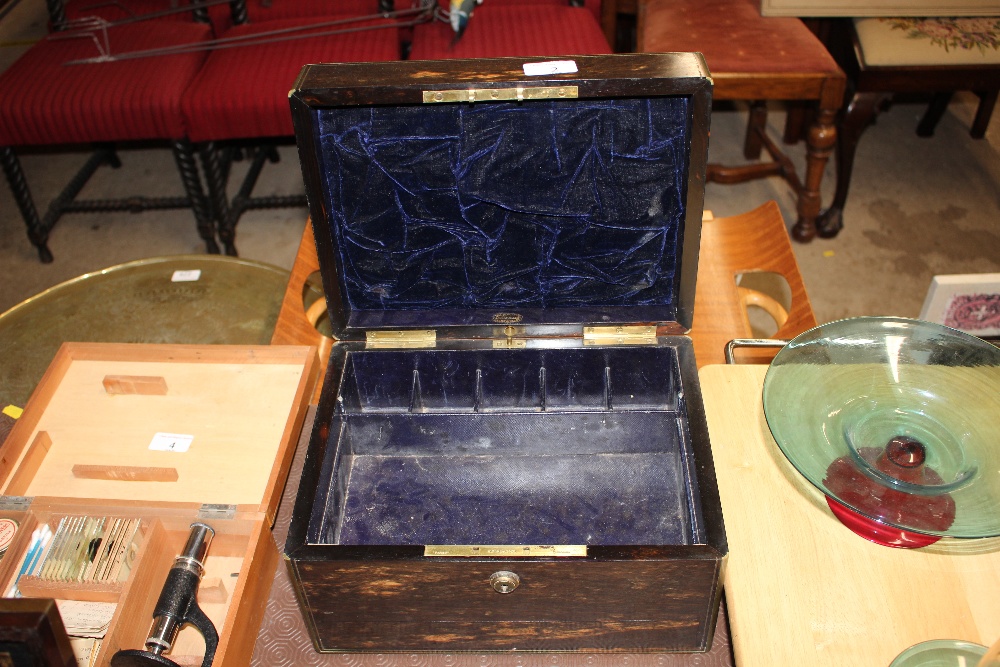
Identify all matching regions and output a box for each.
[284,53,728,654]
[0,342,318,667]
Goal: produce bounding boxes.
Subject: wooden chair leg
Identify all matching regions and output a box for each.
[1,146,53,263]
[916,92,953,137]
[816,90,889,238]
[971,90,998,139]
[198,142,235,256]
[172,139,221,255]
[743,101,768,160]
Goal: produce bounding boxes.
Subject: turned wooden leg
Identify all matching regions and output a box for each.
[815,90,890,238]
[744,100,768,160]
[971,90,997,139]
[1,146,53,263]
[783,101,809,145]
[916,92,953,137]
[791,104,838,243]
[172,138,220,255]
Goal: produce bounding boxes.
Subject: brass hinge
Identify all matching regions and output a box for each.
[366,330,437,349]
[0,496,32,512]
[583,325,657,346]
[423,86,579,104]
[424,545,587,557]
[199,504,237,520]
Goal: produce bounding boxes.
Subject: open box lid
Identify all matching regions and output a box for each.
[0,343,318,524]
[290,53,712,341]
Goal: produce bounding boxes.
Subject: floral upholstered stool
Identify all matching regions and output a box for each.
[818,16,1000,237]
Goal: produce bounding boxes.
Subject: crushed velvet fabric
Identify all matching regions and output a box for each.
[310,96,693,324]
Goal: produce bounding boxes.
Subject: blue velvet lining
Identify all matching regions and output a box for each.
[311,96,692,320]
[309,346,700,547]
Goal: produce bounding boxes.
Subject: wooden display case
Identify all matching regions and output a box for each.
[0,343,317,666]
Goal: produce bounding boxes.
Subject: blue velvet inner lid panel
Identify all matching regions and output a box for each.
[311,96,693,328]
[306,345,703,547]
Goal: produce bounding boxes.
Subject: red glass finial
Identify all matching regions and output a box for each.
[884,437,926,469]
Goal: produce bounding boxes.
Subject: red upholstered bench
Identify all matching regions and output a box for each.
[57,0,201,25]
[180,12,402,255]
[246,0,384,22]
[0,21,218,261]
[408,2,610,60]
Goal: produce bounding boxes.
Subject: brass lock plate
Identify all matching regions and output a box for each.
[424,545,587,557]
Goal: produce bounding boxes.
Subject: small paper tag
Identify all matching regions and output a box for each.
[149,432,193,452]
[171,269,201,282]
[523,60,578,76]
[2,405,22,419]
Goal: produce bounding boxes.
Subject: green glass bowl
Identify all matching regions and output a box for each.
[890,640,987,667]
[762,317,1000,542]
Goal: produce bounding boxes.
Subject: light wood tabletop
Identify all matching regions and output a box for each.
[701,364,1000,666]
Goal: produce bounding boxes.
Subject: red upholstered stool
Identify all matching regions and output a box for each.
[54,0,240,46]
[419,0,602,24]
[0,21,218,261]
[408,3,610,60]
[208,0,382,39]
[638,0,845,242]
[181,15,401,255]
[247,0,380,22]
[58,0,198,25]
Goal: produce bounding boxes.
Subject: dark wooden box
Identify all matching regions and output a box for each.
[284,53,727,653]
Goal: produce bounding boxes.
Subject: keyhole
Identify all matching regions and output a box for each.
[490,571,520,594]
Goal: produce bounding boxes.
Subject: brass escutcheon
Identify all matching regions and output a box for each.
[489,571,520,594]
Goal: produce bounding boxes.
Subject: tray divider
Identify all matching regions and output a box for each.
[473,369,483,413]
[409,369,423,413]
[604,365,613,411]
[539,366,547,412]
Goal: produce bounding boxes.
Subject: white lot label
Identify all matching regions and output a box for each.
[149,432,193,452]
[171,269,202,282]
[523,60,578,76]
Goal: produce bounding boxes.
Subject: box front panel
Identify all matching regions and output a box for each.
[292,557,722,652]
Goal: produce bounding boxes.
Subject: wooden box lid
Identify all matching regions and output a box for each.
[0,343,318,524]
[290,53,713,340]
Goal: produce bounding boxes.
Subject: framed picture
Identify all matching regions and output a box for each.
[920,273,1000,339]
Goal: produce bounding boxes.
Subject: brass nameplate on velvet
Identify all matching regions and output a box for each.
[422,86,579,104]
[424,545,587,557]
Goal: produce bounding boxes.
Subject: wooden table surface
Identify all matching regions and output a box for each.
[700,364,1000,666]
[270,201,817,387]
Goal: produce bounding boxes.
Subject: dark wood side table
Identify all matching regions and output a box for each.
[637,0,845,242]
